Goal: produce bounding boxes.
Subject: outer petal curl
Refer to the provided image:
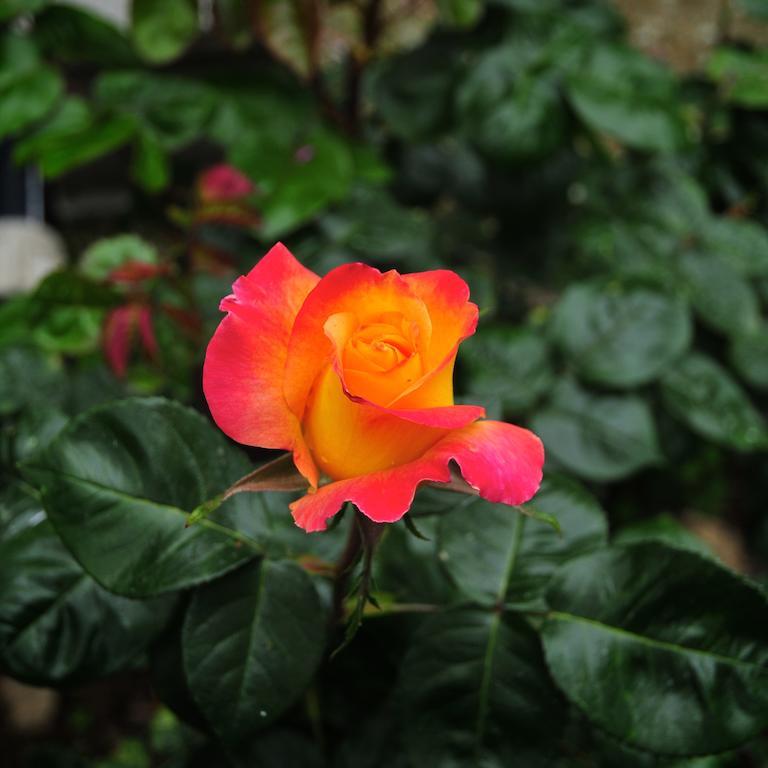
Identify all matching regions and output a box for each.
[290,420,544,532]
[203,243,319,451]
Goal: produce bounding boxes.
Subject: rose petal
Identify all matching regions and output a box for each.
[390,270,479,409]
[323,308,484,430]
[203,243,319,457]
[283,263,433,422]
[290,420,544,532]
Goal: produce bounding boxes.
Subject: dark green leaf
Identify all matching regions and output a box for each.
[438,474,607,607]
[461,326,554,413]
[531,379,662,481]
[0,0,49,21]
[95,71,214,150]
[567,44,686,151]
[25,398,280,597]
[0,345,62,416]
[16,105,136,177]
[369,40,459,141]
[661,353,768,451]
[542,543,768,755]
[704,217,768,277]
[131,0,199,64]
[552,283,691,388]
[396,609,566,767]
[456,49,565,161]
[613,515,715,559]
[33,4,136,65]
[0,65,62,138]
[183,559,326,747]
[731,327,768,390]
[0,488,171,684]
[678,252,760,337]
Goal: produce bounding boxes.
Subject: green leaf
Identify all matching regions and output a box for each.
[369,40,459,142]
[531,379,662,482]
[32,269,120,308]
[182,559,326,748]
[567,44,686,152]
[0,488,172,684]
[133,129,171,192]
[613,515,715,559]
[32,4,136,65]
[15,99,136,177]
[438,474,607,607]
[95,71,214,150]
[396,609,566,767]
[731,327,768,390]
[708,47,768,109]
[456,47,566,161]
[460,326,554,413]
[80,234,158,281]
[0,65,62,138]
[704,217,768,277]
[0,0,48,21]
[661,353,768,451]
[542,543,768,755]
[130,0,199,64]
[0,345,62,416]
[253,127,356,238]
[24,398,280,597]
[678,252,760,337]
[0,31,40,88]
[438,0,483,26]
[552,282,691,388]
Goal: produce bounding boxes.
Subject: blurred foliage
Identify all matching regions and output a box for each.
[3,0,768,766]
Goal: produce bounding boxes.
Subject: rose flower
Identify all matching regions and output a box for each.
[203,243,544,532]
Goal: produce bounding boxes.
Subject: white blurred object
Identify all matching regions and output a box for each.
[68,0,129,27]
[0,217,66,296]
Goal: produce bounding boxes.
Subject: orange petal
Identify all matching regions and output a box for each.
[283,263,433,424]
[291,420,545,532]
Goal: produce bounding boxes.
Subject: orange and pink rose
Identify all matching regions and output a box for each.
[203,243,544,532]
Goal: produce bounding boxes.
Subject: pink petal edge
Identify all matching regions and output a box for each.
[290,420,544,532]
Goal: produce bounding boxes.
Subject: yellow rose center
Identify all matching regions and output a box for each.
[339,312,424,407]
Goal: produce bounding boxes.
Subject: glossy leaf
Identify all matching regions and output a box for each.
[0,487,171,684]
[25,398,295,597]
[438,474,607,607]
[552,283,691,388]
[531,379,662,481]
[542,543,768,755]
[661,354,768,451]
[461,326,554,413]
[396,609,566,767]
[183,559,326,747]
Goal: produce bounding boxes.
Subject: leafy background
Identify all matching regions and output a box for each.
[2,0,768,765]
